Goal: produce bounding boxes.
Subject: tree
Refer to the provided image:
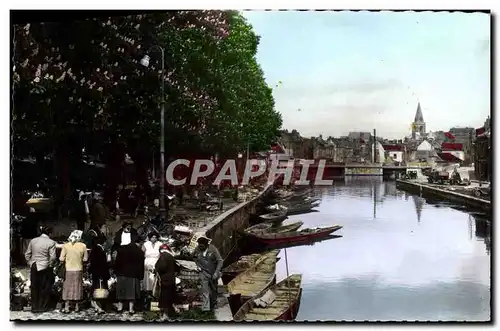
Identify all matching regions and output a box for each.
[12,10,282,205]
[12,11,230,203]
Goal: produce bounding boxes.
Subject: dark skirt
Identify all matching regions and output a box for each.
[116,276,141,301]
[158,283,176,309]
[62,270,84,301]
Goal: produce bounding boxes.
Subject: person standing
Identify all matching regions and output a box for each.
[112,221,139,254]
[20,207,38,261]
[24,226,57,313]
[75,191,90,231]
[193,236,223,312]
[88,230,110,314]
[90,195,107,231]
[60,230,88,313]
[114,242,145,315]
[142,232,162,294]
[155,244,180,320]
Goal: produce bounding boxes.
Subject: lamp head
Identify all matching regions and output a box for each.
[140,55,150,67]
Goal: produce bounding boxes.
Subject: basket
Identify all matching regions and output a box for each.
[92,280,109,299]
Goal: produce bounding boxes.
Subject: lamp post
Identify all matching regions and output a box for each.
[140,46,166,218]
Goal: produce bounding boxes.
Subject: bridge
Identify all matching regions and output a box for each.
[287,162,432,179]
[306,164,432,170]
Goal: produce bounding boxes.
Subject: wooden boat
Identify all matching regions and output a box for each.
[267,221,304,234]
[279,191,314,202]
[227,251,278,314]
[266,199,320,213]
[246,221,303,235]
[259,210,288,224]
[222,250,279,285]
[234,274,303,321]
[248,225,343,246]
[273,190,295,200]
[245,223,273,234]
[286,203,319,216]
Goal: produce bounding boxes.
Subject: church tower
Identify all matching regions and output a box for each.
[411,102,426,139]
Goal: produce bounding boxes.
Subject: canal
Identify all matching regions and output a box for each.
[274,177,491,321]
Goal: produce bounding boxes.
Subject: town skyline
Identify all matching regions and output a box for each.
[279,102,489,141]
[243,11,490,139]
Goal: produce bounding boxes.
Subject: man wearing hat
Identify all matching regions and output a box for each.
[193,235,223,312]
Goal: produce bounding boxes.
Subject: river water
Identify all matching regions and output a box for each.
[274,177,491,322]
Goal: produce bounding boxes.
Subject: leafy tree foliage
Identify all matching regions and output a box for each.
[12,10,281,201]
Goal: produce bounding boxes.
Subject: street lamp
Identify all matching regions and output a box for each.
[140,45,166,218]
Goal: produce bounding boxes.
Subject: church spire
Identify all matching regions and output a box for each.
[414,102,424,123]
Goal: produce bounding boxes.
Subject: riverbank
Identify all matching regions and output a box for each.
[10,184,272,322]
[198,181,276,321]
[396,179,491,212]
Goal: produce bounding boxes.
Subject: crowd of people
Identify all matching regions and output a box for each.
[22,218,223,321]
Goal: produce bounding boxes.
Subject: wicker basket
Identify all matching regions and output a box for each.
[92,280,109,299]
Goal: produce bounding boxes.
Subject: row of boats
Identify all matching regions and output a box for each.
[242,188,342,247]
[220,187,343,321]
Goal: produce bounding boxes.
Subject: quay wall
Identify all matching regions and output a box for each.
[396,179,491,211]
[199,182,275,259]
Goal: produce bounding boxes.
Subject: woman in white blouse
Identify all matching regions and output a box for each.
[142,232,162,293]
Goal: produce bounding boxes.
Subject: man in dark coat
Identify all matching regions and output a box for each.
[193,236,223,312]
[75,192,89,231]
[90,195,107,230]
[155,244,180,320]
[88,231,110,313]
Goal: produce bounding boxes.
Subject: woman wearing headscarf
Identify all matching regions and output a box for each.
[114,242,145,314]
[88,229,110,314]
[60,230,88,313]
[142,232,162,294]
[155,244,180,320]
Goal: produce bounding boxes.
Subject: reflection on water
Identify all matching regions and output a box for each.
[276,177,491,321]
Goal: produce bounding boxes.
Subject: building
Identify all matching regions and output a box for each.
[348,131,372,142]
[411,102,426,139]
[382,144,405,164]
[438,143,465,163]
[371,141,385,164]
[333,137,354,163]
[448,127,476,164]
[279,130,299,158]
[311,136,336,161]
[415,140,435,161]
[474,117,491,181]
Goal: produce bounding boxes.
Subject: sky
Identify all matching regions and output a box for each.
[242,11,491,139]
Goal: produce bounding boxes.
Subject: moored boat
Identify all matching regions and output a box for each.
[279,192,315,203]
[248,225,343,246]
[222,250,279,285]
[265,201,320,216]
[285,204,319,216]
[267,221,304,234]
[233,274,303,321]
[259,210,288,224]
[245,223,273,234]
[245,221,303,236]
[227,251,278,314]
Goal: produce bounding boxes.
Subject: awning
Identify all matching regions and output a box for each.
[437,152,463,162]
